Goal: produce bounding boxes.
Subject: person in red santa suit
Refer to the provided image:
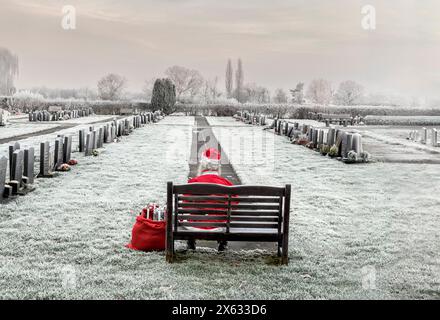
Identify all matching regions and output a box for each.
[186,148,232,252]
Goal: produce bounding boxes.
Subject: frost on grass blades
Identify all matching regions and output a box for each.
[0,0,439,305]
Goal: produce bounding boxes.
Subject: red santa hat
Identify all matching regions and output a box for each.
[203,148,221,160]
[200,148,221,173]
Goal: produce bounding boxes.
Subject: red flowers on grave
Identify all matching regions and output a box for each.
[57,163,71,172]
[68,159,78,166]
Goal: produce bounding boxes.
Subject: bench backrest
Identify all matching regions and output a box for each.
[167,182,291,235]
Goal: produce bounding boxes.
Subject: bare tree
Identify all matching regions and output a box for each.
[225,59,233,98]
[273,88,288,104]
[334,80,364,105]
[290,82,304,104]
[0,47,19,95]
[142,78,156,101]
[243,83,270,103]
[202,77,221,103]
[306,79,332,105]
[97,73,126,101]
[235,58,244,103]
[165,65,204,100]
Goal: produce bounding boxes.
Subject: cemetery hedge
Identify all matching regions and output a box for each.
[176,103,440,118]
[364,115,440,126]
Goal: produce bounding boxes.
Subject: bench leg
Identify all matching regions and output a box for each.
[277,241,282,257]
[166,238,175,263]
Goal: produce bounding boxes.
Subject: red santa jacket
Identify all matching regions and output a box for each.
[188,173,233,186]
[185,173,234,230]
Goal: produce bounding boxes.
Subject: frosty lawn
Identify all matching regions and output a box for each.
[0,116,438,299]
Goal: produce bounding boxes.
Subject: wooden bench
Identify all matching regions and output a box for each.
[166,182,291,264]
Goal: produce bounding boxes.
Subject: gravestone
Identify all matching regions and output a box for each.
[0,157,8,198]
[103,124,109,142]
[11,150,24,188]
[39,142,51,177]
[337,131,347,157]
[24,148,35,184]
[352,133,363,154]
[124,119,130,135]
[307,127,313,141]
[63,136,72,163]
[105,125,112,143]
[346,133,353,157]
[422,128,427,144]
[54,138,64,169]
[78,129,85,152]
[85,133,93,156]
[8,142,20,180]
[110,126,116,141]
[312,129,318,147]
[318,129,324,147]
[432,129,438,147]
[92,130,97,149]
[327,128,336,146]
[98,127,104,148]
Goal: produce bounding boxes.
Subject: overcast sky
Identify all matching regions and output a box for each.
[1,0,439,98]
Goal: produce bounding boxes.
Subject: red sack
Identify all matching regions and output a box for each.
[126,215,166,252]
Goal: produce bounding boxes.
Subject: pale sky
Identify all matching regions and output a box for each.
[1,0,440,98]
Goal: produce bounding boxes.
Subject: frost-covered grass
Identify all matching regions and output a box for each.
[63,115,118,125]
[0,116,438,299]
[211,117,440,299]
[0,122,60,140]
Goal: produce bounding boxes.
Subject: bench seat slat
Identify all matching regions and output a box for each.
[178,203,280,210]
[173,183,286,196]
[230,211,280,216]
[179,222,227,228]
[178,203,229,209]
[173,231,280,241]
[230,222,278,229]
[177,215,227,221]
[177,215,278,222]
[178,196,280,203]
[178,209,228,215]
[231,216,278,222]
[178,209,280,216]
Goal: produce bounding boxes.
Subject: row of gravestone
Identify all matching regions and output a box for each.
[272,119,368,163]
[0,110,7,126]
[0,142,36,199]
[235,111,266,126]
[29,108,94,122]
[408,127,439,147]
[1,112,159,201]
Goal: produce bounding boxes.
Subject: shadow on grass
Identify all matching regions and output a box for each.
[172,247,286,266]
